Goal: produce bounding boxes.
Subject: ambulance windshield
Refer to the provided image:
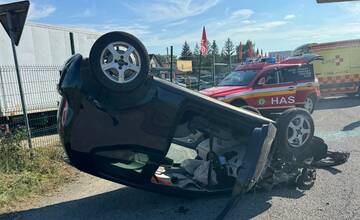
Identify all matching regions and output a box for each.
[218,70,258,86]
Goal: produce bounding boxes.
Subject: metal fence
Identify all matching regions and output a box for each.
[0,65,62,147]
[150,64,230,90]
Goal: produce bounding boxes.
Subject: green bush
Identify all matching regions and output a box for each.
[0,129,28,173]
[0,130,77,210]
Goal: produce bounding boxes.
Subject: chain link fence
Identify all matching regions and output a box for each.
[150,63,230,90]
[0,65,62,147]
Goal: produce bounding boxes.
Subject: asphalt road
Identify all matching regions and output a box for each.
[2,96,360,220]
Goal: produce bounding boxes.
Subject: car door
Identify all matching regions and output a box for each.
[252,69,296,109]
[293,64,316,103]
[277,67,297,108]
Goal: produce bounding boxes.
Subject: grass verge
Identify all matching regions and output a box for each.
[0,131,78,212]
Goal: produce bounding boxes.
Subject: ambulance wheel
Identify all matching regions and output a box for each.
[89,31,149,92]
[275,108,314,159]
[301,95,316,114]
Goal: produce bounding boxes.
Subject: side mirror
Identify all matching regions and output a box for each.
[257,77,265,86]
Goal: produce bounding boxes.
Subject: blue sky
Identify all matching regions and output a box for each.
[2,0,360,55]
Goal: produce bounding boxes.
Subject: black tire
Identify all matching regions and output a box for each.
[275,108,315,159]
[89,31,149,92]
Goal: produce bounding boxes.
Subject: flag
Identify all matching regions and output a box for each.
[200,26,208,56]
[248,41,253,58]
[239,41,242,61]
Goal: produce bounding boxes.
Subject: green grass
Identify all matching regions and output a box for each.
[0,132,77,211]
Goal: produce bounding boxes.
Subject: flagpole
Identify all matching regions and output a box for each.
[198,54,202,91]
[199,26,207,91]
[212,53,215,86]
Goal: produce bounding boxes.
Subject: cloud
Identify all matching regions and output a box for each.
[71,7,97,18]
[262,21,288,29]
[127,0,219,22]
[241,20,255,24]
[284,14,296,20]
[28,3,56,20]
[342,2,360,15]
[230,9,254,20]
[167,19,188,27]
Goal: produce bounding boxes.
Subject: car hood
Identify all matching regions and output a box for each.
[200,86,250,97]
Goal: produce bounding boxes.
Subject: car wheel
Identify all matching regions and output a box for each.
[303,95,316,113]
[89,31,149,92]
[275,108,314,159]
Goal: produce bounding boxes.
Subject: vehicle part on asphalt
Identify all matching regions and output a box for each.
[313,151,350,168]
[57,32,349,213]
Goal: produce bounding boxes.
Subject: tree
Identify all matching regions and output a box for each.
[193,43,200,56]
[241,40,255,61]
[235,43,242,63]
[211,40,219,56]
[222,38,235,57]
[221,38,235,67]
[192,43,200,66]
[206,40,212,56]
[180,41,192,60]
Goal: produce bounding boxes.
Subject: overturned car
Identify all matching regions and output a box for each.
[58,32,329,200]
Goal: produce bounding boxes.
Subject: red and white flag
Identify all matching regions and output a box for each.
[200,26,208,56]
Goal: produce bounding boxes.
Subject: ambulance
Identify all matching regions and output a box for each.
[293,39,360,96]
[200,55,321,114]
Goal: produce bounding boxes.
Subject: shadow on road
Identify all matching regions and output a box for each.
[316,96,360,110]
[0,186,305,220]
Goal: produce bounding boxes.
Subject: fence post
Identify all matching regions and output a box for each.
[170,46,173,82]
[212,54,216,86]
[198,55,202,91]
[69,32,75,55]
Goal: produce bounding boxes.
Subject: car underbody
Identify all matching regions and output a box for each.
[57,31,349,219]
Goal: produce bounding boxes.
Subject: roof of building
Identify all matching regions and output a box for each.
[149,54,163,67]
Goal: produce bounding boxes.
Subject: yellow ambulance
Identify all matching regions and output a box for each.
[293,39,360,97]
